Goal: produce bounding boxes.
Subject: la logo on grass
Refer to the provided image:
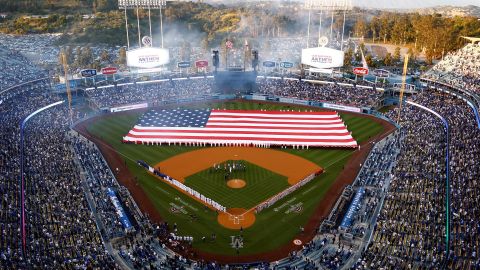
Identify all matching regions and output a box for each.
[230,236,244,249]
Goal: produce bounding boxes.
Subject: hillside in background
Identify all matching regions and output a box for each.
[0,1,479,64]
[400,5,480,18]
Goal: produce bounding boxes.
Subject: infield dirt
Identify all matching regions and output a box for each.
[155,146,322,185]
[227,179,246,189]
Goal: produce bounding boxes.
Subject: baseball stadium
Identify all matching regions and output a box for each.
[1,0,480,269]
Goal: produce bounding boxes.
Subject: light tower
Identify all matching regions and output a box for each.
[118,0,167,49]
[304,0,352,50]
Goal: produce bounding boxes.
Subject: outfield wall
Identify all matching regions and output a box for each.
[82,76,399,128]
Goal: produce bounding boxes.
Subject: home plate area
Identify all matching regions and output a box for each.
[229,214,243,225]
[217,208,256,230]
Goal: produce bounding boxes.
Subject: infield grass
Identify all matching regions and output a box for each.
[85,100,385,256]
[185,160,289,209]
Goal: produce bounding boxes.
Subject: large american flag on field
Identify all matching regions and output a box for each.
[123,109,358,148]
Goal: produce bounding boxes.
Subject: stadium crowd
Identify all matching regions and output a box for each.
[354,88,480,269]
[354,102,447,269]
[72,136,136,240]
[0,77,118,268]
[413,90,480,269]
[257,78,382,108]
[84,76,384,111]
[0,76,202,268]
[0,34,61,66]
[423,42,480,93]
[22,105,117,268]
[0,80,55,268]
[0,46,48,91]
[85,78,215,108]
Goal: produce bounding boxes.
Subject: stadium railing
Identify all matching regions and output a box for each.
[421,77,480,129]
[0,77,51,95]
[406,100,451,265]
[19,100,64,256]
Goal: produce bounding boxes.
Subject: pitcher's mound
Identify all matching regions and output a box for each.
[226,179,246,189]
[218,208,256,230]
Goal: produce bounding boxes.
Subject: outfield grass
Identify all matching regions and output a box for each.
[86,100,385,256]
[185,161,289,209]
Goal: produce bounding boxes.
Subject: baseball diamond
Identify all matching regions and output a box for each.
[78,100,391,261]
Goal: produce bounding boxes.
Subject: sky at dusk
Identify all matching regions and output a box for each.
[351,0,479,9]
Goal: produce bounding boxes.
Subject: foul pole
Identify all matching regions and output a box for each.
[340,8,346,51]
[397,54,409,123]
[61,51,73,125]
[307,9,311,48]
[124,5,130,49]
[136,7,141,47]
[160,1,165,48]
[318,10,322,46]
[148,3,152,39]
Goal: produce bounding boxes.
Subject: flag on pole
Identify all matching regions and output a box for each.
[123,109,358,148]
[360,47,368,69]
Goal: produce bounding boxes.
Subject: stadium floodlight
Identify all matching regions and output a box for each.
[119,0,170,49]
[304,0,352,50]
[304,0,352,11]
[118,0,166,9]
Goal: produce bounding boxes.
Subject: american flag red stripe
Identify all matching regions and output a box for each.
[123,109,358,148]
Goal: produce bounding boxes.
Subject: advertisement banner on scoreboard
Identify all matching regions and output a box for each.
[353,67,369,76]
[301,47,344,69]
[308,68,333,74]
[177,61,191,68]
[280,61,294,68]
[127,47,169,68]
[101,67,118,75]
[263,61,276,68]
[195,60,208,68]
[81,69,97,77]
[110,103,148,113]
[373,69,390,78]
[322,102,361,113]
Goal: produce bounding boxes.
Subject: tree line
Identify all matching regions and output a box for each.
[352,12,480,63]
[1,1,479,64]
